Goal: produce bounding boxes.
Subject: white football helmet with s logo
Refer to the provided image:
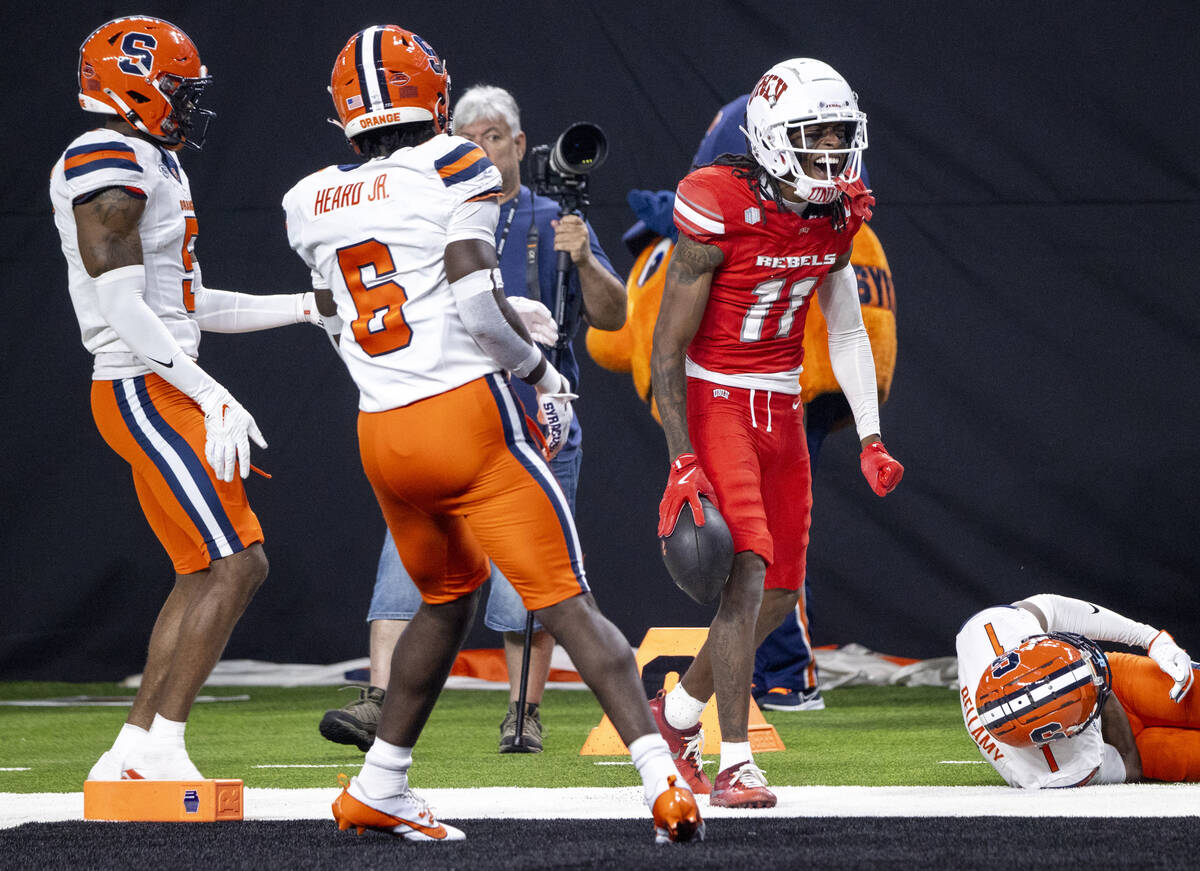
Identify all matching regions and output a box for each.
[743,58,868,205]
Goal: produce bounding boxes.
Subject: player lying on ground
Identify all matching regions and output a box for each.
[957,592,1199,788]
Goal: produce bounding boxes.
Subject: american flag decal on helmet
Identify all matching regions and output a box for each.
[346,94,363,110]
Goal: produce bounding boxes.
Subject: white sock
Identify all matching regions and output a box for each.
[111,723,150,756]
[357,738,413,798]
[719,741,752,774]
[148,714,187,751]
[628,734,682,807]
[663,684,707,730]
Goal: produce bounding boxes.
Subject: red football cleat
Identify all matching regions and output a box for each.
[648,691,712,794]
[710,761,776,808]
[652,775,705,844]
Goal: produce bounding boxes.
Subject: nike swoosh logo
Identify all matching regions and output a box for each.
[335,791,449,840]
[395,817,449,839]
[1089,604,1099,614]
[147,356,174,368]
[371,809,449,839]
[678,469,696,485]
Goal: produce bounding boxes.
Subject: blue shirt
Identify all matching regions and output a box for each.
[496,185,619,455]
[692,95,750,167]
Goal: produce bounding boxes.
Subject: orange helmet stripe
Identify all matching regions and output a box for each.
[353,27,393,113]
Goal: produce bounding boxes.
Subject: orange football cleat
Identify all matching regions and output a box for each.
[331,777,465,842]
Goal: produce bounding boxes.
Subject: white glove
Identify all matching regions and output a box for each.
[507,296,560,347]
[536,374,577,461]
[194,384,268,482]
[1148,631,1196,702]
[298,291,325,327]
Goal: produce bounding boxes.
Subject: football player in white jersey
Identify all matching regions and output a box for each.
[50,17,324,782]
[282,25,701,844]
[957,593,1195,788]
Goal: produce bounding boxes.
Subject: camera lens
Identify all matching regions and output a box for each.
[550,122,608,175]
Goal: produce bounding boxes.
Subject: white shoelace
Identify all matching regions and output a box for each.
[402,789,438,824]
[681,729,706,769]
[729,762,768,788]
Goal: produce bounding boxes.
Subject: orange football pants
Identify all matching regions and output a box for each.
[90,374,263,575]
[1110,652,1200,782]
[357,373,587,610]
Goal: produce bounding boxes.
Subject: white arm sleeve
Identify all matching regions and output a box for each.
[451,268,542,377]
[817,263,880,439]
[93,264,221,402]
[192,286,312,333]
[1017,594,1158,648]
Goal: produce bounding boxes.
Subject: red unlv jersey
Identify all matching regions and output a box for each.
[673,165,867,391]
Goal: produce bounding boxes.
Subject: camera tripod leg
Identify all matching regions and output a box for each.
[512,610,535,748]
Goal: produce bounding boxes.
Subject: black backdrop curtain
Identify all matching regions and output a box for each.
[2,1,1197,678]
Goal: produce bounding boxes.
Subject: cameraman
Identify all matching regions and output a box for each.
[319,84,626,754]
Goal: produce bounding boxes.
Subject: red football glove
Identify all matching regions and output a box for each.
[860,441,903,497]
[657,453,717,537]
[836,178,875,221]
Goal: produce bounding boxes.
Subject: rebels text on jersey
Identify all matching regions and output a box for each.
[50,128,202,380]
[673,165,867,385]
[283,134,503,412]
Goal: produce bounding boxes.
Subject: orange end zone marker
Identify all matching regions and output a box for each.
[83,779,243,822]
[580,627,785,755]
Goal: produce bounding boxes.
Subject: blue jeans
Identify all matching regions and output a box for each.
[367,446,582,633]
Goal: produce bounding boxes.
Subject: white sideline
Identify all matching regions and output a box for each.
[3,783,1198,828]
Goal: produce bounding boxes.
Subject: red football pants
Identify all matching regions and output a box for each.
[687,379,811,591]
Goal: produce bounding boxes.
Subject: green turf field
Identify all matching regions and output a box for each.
[0,683,1003,792]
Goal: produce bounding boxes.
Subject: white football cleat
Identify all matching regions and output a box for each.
[332,776,465,842]
[86,750,124,782]
[121,746,204,781]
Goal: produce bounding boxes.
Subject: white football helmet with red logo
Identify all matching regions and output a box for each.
[330,25,450,142]
[743,58,867,205]
[77,16,214,150]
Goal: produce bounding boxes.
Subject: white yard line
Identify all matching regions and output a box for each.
[252,764,346,769]
[3,783,1198,828]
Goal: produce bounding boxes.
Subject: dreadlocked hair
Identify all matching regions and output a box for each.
[352,120,438,158]
[711,153,781,213]
[710,152,850,233]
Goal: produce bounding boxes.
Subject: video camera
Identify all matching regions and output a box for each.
[529,122,608,216]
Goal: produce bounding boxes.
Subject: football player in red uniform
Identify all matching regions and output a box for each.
[650,58,903,808]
